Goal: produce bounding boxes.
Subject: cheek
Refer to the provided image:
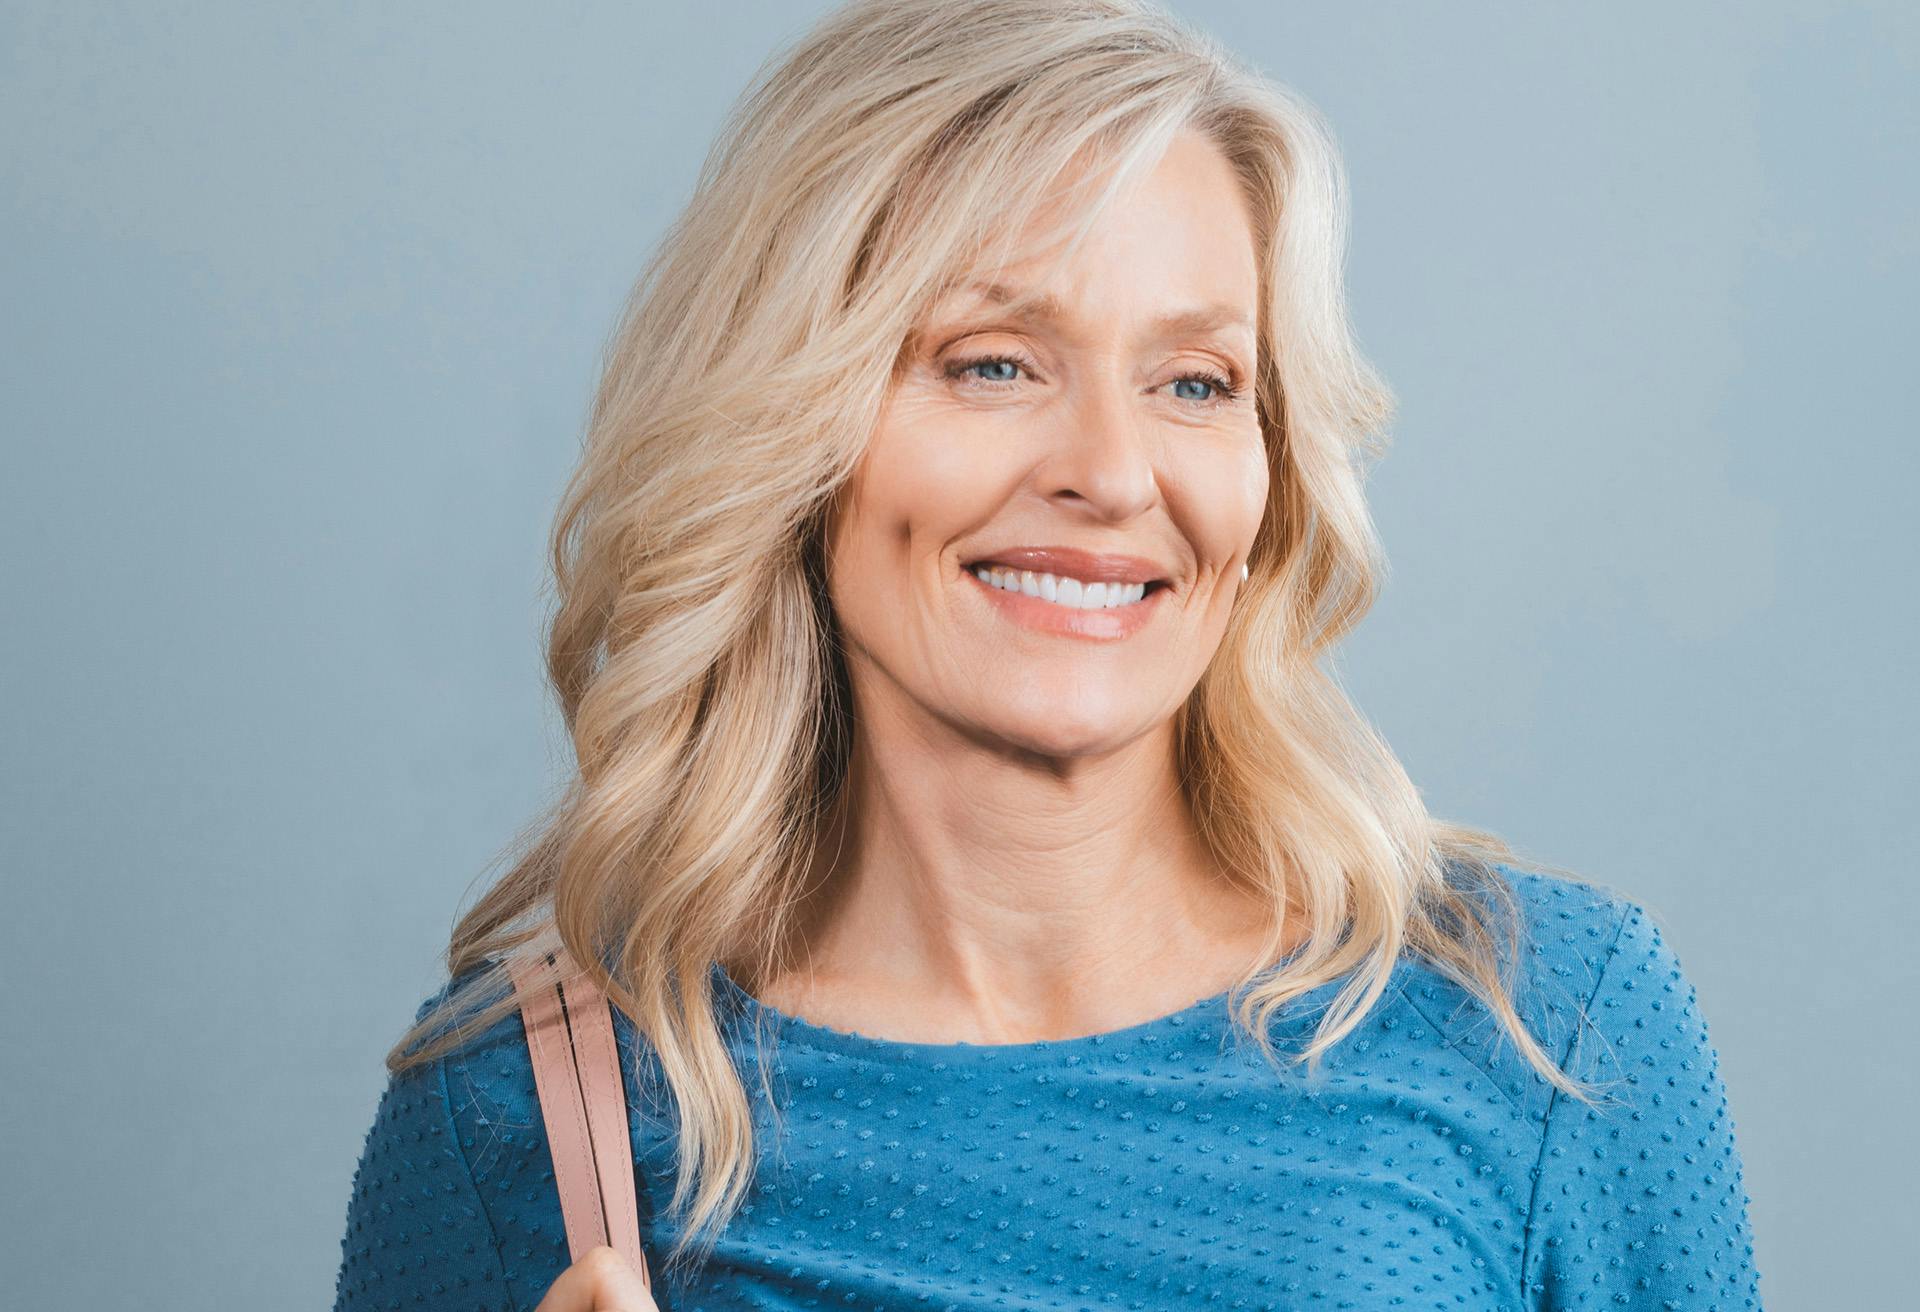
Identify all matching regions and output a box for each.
[1180,432,1270,555]
[1238,443,1272,533]
[851,400,1019,554]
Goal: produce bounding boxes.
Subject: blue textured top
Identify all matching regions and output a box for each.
[332,866,1764,1310]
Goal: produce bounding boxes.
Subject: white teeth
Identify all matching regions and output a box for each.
[971,565,1151,609]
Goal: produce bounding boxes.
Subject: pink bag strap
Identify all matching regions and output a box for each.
[507,946,652,1290]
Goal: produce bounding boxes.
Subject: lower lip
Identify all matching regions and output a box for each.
[963,567,1169,640]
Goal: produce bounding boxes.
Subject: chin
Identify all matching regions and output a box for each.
[976,700,1160,760]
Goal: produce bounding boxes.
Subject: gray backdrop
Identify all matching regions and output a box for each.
[3,2,1911,1305]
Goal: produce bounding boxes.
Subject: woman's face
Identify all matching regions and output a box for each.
[825,128,1268,760]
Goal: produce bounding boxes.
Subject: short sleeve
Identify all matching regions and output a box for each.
[332,996,515,1311]
[1521,898,1765,1309]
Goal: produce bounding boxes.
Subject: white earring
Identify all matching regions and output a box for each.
[1241,562,1250,580]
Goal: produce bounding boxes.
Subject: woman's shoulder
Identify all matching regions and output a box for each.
[409,961,574,1129]
[1465,864,1767,1303]
[333,969,537,1311]
[1420,857,1644,998]
[1487,859,1643,1012]
[364,964,627,1301]
[414,960,674,1140]
[1386,860,1654,1108]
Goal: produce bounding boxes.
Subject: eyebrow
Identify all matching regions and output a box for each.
[954,281,1255,339]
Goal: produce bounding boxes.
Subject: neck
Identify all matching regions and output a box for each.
[754,715,1287,1045]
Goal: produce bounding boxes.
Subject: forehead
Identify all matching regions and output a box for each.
[924,134,1259,340]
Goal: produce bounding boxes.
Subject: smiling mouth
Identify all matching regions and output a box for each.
[960,552,1172,587]
[964,561,1172,609]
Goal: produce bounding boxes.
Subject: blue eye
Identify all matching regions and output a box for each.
[958,357,1023,384]
[944,353,1245,406]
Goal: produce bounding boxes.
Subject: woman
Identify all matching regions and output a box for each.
[333,2,1765,1309]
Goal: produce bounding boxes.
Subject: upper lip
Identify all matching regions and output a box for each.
[963,545,1172,586]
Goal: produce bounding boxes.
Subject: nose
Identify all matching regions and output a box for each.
[1034,368,1160,522]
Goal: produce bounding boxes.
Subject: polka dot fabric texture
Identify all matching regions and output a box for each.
[332,865,1765,1310]
[333,995,514,1311]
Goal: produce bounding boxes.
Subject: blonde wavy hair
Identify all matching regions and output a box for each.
[386,0,1607,1282]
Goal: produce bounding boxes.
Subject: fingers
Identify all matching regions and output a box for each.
[531,1245,659,1312]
